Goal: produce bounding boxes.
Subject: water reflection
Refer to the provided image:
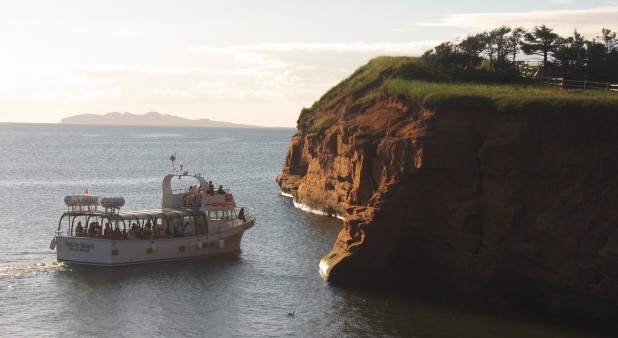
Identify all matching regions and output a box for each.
[54,255,247,337]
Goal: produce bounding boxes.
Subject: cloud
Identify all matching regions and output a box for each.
[190,41,440,62]
[198,42,435,53]
[417,6,618,38]
[185,41,442,104]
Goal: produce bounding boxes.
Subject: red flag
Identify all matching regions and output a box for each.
[85,189,89,197]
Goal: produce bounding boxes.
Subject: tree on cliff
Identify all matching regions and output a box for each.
[507,27,526,63]
[521,25,560,77]
[483,26,512,71]
[598,28,617,51]
[420,24,618,83]
[456,34,487,70]
[553,30,587,79]
[596,28,618,82]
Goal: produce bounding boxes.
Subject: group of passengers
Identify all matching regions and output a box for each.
[209,181,226,195]
[127,220,158,239]
[74,221,123,240]
[73,219,205,240]
[182,182,226,207]
[182,184,203,207]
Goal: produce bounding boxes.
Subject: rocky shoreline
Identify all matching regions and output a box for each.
[277,57,618,320]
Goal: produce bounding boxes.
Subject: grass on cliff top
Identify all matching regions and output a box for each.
[308,116,336,133]
[385,79,618,113]
[300,56,618,123]
[300,56,417,119]
[319,56,416,103]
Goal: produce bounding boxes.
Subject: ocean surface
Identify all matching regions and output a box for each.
[0,123,610,337]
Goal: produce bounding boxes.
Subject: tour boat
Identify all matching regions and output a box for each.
[50,158,255,266]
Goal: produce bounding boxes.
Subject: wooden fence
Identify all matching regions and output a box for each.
[543,77,618,92]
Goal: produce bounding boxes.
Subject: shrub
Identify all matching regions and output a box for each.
[309,117,336,133]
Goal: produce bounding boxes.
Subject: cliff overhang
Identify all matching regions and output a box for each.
[277,56,618,320]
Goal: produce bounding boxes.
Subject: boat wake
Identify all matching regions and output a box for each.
[0,261,70,278]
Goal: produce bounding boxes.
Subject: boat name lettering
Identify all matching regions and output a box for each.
[65,241,94,252]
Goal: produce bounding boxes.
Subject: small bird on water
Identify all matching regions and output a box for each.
[287,311,295,317]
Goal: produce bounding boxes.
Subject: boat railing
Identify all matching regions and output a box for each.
[212,208,254,233]
[244,208,255,222]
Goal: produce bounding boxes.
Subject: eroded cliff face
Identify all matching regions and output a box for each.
[277,95,618,318]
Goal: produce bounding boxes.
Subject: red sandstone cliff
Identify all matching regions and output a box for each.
[277,57,618,319]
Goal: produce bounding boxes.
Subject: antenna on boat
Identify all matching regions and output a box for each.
[170,153,177,174]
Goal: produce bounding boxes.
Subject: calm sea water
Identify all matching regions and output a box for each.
[0,123,609,337]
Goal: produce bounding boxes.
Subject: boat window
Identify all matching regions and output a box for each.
[154,217,175,239]
[58,209,208,240]
[208,210,236,221]
[182,216,195,235]
[195,215,207,235]
[171,216,183,237]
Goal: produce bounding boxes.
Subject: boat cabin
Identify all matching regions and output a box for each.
[58,208,208,240]
[57,172,246,240]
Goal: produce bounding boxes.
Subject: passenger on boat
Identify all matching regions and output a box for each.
[217,185,224,194]
[112,225,122,240]
[103,222,112,239]
[208,181,215,195]
[75,221,84,237]
[196,220,206,235]
[95,222,102,238]
[238,207,246,222]
[143,222,153,239]
[128,223,138,239]
[88,222,97,237]
[183,221,194,235]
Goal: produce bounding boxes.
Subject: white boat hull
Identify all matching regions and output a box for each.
[55,220,254,266]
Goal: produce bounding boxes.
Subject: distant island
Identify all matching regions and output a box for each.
[61,112,260,128]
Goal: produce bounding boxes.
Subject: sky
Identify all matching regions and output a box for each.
[0,0,617,127]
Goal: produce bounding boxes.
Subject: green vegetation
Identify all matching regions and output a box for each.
[299,24,618,124]
[422,25,618,82]
[300,56,416,121]
[299,54,618,126]
[315,56,417,106]
[299,107,313,119]
[385,79,618,113]
[309,116,336,133]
